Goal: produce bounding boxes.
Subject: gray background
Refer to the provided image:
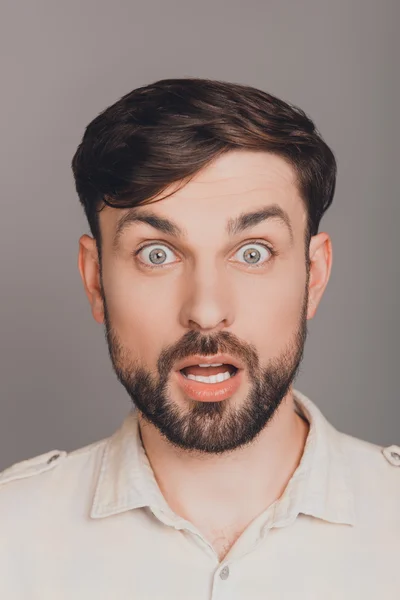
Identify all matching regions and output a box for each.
[1,0,398,471]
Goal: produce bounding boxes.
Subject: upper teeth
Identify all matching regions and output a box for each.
[186,371,232,383]
[198,363,223,367]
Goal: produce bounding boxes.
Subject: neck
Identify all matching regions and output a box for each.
[138,388,310,529]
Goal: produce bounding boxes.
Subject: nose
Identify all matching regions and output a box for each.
[178,265,234,333]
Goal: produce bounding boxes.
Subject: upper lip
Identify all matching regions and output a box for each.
[175,354,244,372]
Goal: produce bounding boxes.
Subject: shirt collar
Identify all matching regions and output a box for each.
[272,389,355,527]
[90,388,355,527]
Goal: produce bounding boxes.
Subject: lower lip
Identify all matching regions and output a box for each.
[174,369,243,402]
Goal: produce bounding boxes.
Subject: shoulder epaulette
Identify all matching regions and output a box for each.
[382,445,400,467]
[0,449,67,486]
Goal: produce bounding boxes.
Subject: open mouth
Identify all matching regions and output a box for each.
[179,364,239,384]
[174,360,243,402]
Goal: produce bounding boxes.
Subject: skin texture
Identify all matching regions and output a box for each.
[78,150,332,559]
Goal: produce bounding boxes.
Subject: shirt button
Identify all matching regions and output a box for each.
[220,566,230,580]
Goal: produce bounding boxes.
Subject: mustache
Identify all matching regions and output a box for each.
[157,330,259,376]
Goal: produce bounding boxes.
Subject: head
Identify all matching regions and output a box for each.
[73,78,334,455]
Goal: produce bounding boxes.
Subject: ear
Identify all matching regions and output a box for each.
[78,235,104,324]
[307,232,333,320]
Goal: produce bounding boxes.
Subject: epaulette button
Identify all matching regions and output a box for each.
[382,445,400,466]
[47,453,61,465]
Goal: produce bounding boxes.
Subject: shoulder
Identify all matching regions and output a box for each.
[0,449,68,486]
[0,438,109,562]
[337,429,400,524]
[0,438,107,508]
[340,430,400,475]
[339,429,400,481]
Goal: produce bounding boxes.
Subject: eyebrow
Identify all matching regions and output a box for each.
[112,203,294,253]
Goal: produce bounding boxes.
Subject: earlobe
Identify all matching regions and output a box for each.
[78,235,104,324]
[306,232,332,320]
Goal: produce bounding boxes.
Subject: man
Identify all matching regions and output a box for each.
[0,78,399,599]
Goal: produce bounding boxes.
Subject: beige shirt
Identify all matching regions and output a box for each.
[0,388,399,599]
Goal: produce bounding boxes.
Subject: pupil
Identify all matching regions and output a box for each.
[150,249,166,264]
[244,248,260,263]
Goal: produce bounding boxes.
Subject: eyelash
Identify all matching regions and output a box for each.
[134,239,277,270]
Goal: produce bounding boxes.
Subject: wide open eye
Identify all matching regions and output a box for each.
[234,242,274,267]
[137,244,177,268]
[135,240,275,269]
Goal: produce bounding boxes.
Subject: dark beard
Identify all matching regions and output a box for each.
[100,281,309,456]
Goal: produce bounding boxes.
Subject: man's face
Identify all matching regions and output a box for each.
[86,150,320,455]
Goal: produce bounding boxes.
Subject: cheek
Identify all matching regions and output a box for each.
[236,260,306,352]
[103,263,178,356]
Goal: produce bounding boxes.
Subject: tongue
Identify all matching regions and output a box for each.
[182,364,233,377]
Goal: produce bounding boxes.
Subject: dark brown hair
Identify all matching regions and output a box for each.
[71,77,336,260]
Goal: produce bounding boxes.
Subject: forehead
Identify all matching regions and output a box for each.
[180,150,298,197]
[100,150,307,240]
